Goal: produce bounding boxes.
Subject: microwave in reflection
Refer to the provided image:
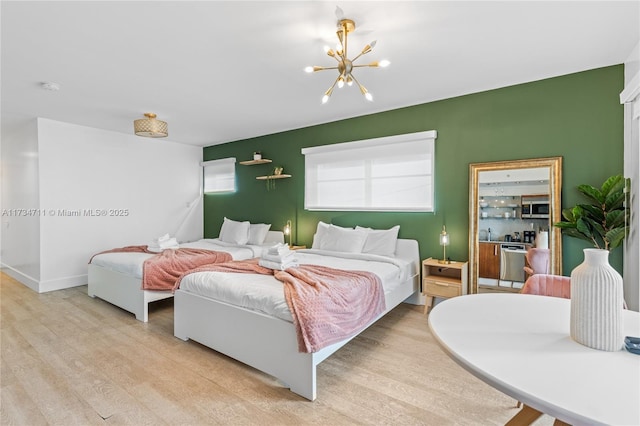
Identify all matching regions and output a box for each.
[521,198,549,218]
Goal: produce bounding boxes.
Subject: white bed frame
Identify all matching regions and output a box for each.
[88,231,284,322]
[173,239,421,401]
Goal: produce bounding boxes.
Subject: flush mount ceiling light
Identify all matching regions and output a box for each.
[305,9,389,104]
[134,113,168,138]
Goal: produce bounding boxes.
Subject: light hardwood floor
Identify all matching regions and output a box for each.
[1,272,553,425]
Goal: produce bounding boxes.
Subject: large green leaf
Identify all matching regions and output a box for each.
[601,174,624,197]
[606,227,628,250]
[605,191,625,211]
[578,184,604,204]
[554,221,576,230]
[576,217,594,237]
[606,210,626,229]
[580,204,605,222]
[561,228,593,243]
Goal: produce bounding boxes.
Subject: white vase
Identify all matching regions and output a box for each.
[570,248,624,351]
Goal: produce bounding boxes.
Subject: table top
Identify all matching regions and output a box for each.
[428,293,640,425]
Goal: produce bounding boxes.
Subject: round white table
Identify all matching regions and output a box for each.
[428,293,640,425]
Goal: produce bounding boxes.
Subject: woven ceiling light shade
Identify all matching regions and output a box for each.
[134,113,168,138]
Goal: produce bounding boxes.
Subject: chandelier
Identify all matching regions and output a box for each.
[134,113,168,138]
[305,15,389,104]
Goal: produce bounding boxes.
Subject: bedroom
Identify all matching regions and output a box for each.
[2,1,639,424]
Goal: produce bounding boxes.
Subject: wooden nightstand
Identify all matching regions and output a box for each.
[422,258,468,314]
[289,245,307,250]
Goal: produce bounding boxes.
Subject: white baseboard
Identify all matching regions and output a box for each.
[1,265,87,293]
[1,265,39,292]
[39,274,87,292]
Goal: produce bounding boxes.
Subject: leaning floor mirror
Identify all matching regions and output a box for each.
[469,157,563,294]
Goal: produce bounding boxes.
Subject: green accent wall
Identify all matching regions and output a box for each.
[203,65,624,275]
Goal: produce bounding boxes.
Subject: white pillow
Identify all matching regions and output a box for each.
[248,223,271,245]
[320,225,368,253]
[356,225,400,257]
[311,221,331,249]
[219,217,250,245]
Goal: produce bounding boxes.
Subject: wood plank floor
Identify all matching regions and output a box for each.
[0,272,554,425]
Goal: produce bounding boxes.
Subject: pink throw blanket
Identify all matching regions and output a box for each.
[175,259,386,353]
[89,245,153,263]
[90,246,232,291]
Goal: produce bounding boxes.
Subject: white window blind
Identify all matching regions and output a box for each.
[301,131,436,212]
[202,157,236,193]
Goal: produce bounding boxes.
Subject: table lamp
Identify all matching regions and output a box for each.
[439,225,451,264]
[284,220,292,247]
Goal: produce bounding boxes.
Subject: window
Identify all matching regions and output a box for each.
[202,157,236,193]
[302,131,436,212]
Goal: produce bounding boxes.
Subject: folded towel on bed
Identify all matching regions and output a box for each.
[261,252,296,263]
[258,258,299,271]
[148,234,179,252]
[267,243,291,256]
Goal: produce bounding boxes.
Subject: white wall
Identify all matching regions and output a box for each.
[1,119,41,290]
[2,118,203,292]
[622,40,640,311]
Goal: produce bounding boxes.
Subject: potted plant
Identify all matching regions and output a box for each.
[553,174,629,351]
[554,174,629,250]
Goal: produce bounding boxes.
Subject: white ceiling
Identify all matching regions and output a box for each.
[2,1,638,147]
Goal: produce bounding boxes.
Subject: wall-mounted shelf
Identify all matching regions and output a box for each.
[256,174,291,180]
[239,159,272,165]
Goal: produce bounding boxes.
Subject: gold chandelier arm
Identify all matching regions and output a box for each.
[325,48,342,62]
[352,60,390,69]
[305,65,338,72]
[352,63,379,68]
[322,75,341,104]
[351,40,376,62]
[349,73,373,102]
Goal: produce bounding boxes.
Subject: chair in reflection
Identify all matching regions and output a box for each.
[523,248,550,280]
[520,273,570,298]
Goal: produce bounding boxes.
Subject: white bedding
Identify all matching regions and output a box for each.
[178,249,412,323]
[90,239,266,279]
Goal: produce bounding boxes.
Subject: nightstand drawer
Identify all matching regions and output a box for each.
[424,279,462,298]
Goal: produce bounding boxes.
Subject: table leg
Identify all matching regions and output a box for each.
[423,296,433,314]
[505,404,544,426]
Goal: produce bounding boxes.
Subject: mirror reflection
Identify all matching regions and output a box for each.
[469,158,563,294]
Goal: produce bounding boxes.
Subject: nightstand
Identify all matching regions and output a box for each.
[289,245,307,250]
[422,258,468,314]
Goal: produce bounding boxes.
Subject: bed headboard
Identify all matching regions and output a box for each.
[264,230,285,244]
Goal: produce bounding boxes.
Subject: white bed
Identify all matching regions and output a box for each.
[173,236,420,401]
[88,230,284,322]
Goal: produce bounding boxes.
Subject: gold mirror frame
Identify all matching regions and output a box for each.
[469,157,563,293]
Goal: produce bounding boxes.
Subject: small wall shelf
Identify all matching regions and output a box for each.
[239,159,272,165]
[256,174,291,180]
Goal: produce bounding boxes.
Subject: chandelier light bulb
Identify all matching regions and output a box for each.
[304,66,314,73]
[338,77,345,88]
[346,75,354,86]
[365,92,373,102]
[322,95,330,104]
[379,59,390,67]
